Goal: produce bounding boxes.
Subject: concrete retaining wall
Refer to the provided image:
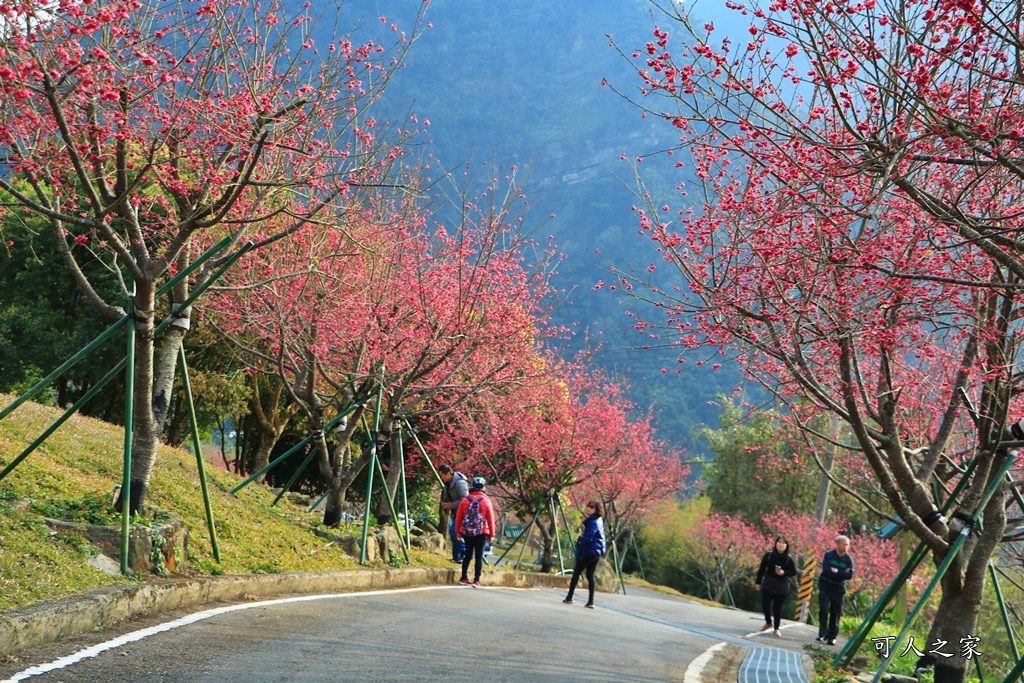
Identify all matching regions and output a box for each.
[0,567,570,656]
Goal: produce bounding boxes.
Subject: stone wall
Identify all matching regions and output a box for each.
[44,517,188,576]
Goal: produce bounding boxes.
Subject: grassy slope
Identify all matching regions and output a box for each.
[0,398,447,613]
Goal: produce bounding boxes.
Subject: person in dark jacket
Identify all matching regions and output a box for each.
[755,536,798,636]
[816,535,854,645]
[439,465,469,563]
[563,500,606,608]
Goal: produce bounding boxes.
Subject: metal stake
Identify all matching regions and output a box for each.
[359,385,384,565]
[120,294,136,575]
[178,346,221,563]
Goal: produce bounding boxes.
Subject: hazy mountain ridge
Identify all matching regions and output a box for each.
[368,0,749,453]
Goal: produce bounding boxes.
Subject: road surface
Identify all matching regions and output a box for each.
[0,585,820,683]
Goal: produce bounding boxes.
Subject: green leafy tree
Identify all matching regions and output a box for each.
[698,397,818,523]
[0,207,124,414]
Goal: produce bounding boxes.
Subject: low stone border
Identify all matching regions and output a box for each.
[0,566,570,656]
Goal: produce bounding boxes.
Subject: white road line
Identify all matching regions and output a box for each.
[684,641,728,683]
[1,586,455,683]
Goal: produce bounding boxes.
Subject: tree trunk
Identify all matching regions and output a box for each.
[538,518,555,574]
[924,485,1004,683]
[928,579,984,683]
[123,283,158,515]
[322,443,375,527]
[322,484,344,528]
[164,391,187,447]
[315,404,369,527]
[252,429,280,480]
[250,375,295,476]
[151,324,185,435]
[376,418,400,522]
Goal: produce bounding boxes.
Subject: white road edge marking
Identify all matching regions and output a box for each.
[683,641,727,683]
[1,585,455,683]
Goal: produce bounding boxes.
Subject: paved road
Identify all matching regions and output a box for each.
[0,585,821,683]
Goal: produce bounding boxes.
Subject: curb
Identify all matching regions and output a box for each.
[698,643,747,683]
[0,566,570,656]
[684,641,729,683]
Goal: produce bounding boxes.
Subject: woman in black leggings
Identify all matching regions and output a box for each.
[755,536,797,636]
[563,500,606,608]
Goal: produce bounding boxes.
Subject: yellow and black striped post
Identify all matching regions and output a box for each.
[795,562,817,622]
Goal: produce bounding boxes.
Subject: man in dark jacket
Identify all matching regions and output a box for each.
[816,535,854,645]
[439,465,469,563]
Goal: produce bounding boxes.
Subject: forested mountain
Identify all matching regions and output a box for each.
[372,0,748,451]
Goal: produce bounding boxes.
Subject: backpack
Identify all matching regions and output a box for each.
[462,495,486,536]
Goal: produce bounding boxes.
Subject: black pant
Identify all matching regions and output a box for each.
[566,555,600,604]
[761,589,787,629]
[460,534,488,582]
[818,587,844,640]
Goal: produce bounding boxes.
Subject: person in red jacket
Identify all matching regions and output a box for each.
[456,477,497,587]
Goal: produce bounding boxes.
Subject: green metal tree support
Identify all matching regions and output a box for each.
[230,402,358,497]
[0,237,250,574]
[0,236,234,427]
[402,421,443,487]
[359,386,385,564]
[366,424,411,565]
[178,346,221,563]
[834,455,979,669]
[0,237,250,484]
[120,294,136,574]
[493,496,545,569]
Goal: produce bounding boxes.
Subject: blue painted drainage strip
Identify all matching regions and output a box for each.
[738,645,808,683]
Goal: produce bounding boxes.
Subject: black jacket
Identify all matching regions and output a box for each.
[818,549,854,593]
[756,550,797,594]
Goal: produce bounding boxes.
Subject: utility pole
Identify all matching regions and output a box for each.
[799,417,839,623]
[814,417,838,523]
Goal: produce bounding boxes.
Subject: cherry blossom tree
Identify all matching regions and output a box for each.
[576,416,687,565]
[212,164,559,527]
[429,356,681,572]
[685,513,766,604]
[360,165,559,521]
[0,0,426,513]
[604,2,1024,677]
[211,196,411,525]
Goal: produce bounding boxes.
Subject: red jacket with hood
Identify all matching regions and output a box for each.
[455,490,497,538]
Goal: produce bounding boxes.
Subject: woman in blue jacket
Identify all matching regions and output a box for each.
[563,500,606,608]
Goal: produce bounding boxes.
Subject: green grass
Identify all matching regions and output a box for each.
[0,398,449,613]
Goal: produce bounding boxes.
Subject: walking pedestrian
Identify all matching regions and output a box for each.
[755,536,797,636]
[563,500,606,609]
[439,464,469,563]
[816,535,855,645]
[456,477,497,587]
